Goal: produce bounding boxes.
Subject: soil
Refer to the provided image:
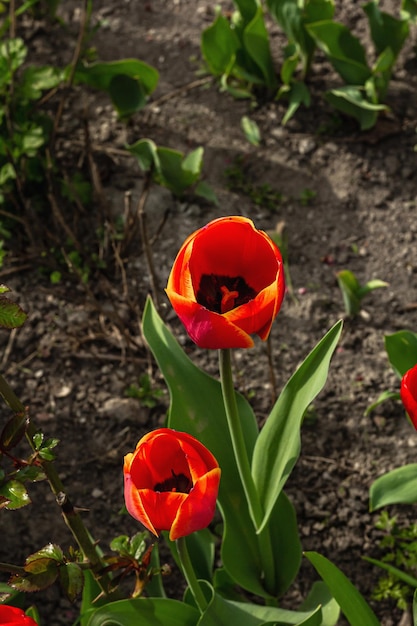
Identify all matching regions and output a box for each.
[1,1,417,625]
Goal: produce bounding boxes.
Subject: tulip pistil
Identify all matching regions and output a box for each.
[154,470,192,494]
[197,274,256,314]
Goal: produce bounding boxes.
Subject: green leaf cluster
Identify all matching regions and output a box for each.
[201,0,277,98]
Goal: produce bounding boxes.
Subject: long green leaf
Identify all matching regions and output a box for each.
[142,298,267,597]
[86,598,199,626]
[198,581,321,626]
[252,321,343,533]
[370,464,417,510]
[305,552,381,626]
[243,7,277,90]
[364,556,417,588]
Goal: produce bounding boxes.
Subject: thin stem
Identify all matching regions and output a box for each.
[218,349,276,594]
[0,373,113,596]
[176,536,207,614]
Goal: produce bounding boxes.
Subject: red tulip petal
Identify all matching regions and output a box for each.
[188,217,280,293]
[165,291,254,348]
[401,364,417,430]
[169,467,221,541]
[124,470,188,536]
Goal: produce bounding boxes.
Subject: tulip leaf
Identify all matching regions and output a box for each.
[306,21,371,84]
[369,463,417,510]
[384,330,417,379]
[142,297,269,598]
[305,552,381,626]
[74,59,159,96]
[300,581,340,626]
[252,320,343,534]
[243,6,277,91]
[198,581,322,625]
[86,598,199,626]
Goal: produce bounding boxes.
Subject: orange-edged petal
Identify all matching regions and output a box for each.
[166,290,254,349]
[124,470,188,536]
[401,364,417,430]
[169,467,221,540]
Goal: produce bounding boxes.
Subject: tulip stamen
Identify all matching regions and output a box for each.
[154,470,192,494]
[197,274,256,314]
[220,286,239,314]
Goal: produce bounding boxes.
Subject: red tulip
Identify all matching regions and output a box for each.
[124,428,221,541]
[166,216,285,349]
[0,605,37,625]
[401,363,417,429]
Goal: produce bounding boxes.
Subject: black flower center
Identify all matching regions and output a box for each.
[196,274,257,314]
[154,470,192,494]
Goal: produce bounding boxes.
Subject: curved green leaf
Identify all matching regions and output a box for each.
[370,464,417,510]
[243,7,277,90]
[324,87,385,130]
[86,598,199,626]
[142,298,267,597]
[305,552,381,626]
[385,330,417,378]
[307,21,371,84]
[252,321,343,533]
[201,14,239,76]
[108,74,146,117]
[74,59,159,95]
[198,581,321,625]
[364,556,417,588]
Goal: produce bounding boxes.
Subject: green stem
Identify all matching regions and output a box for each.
[218,348,276,594]
[176,536,207,613]
[0,373,113,596]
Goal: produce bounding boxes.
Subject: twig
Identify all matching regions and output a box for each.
[51,0,89,142]
[136,171,161,311]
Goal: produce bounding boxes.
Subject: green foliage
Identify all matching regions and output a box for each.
[336,269,388,316]
[125,373,165,409]
[225,156,284,211]
[306,1,409,129]
[127,139,214,200]
[305,552,381,625]
[142,297,342,601]
[268,0,333,121]
[366,512,417,611]
[365,330,417,416]
[74,58,159,118]
[370,464,417,511]
[0,286,27,328]
[201,1,277,98]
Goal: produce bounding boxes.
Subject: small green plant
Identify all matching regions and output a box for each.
[299,188,316,206]
[201,0,277,98]
[365,512,417,611]
[125,373,165,409]
[336,269,388,316]
[224,156,284,211]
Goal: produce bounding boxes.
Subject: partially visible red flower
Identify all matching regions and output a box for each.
[124,428,221,541]
[0,605,37,625]
[166,216,285,349]
[401,363,417,429]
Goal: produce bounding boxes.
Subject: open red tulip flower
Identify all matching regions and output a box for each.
[0,606,38,626]
[124,428,221,541]
[400,363,417,430]
[166,216,285,349]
